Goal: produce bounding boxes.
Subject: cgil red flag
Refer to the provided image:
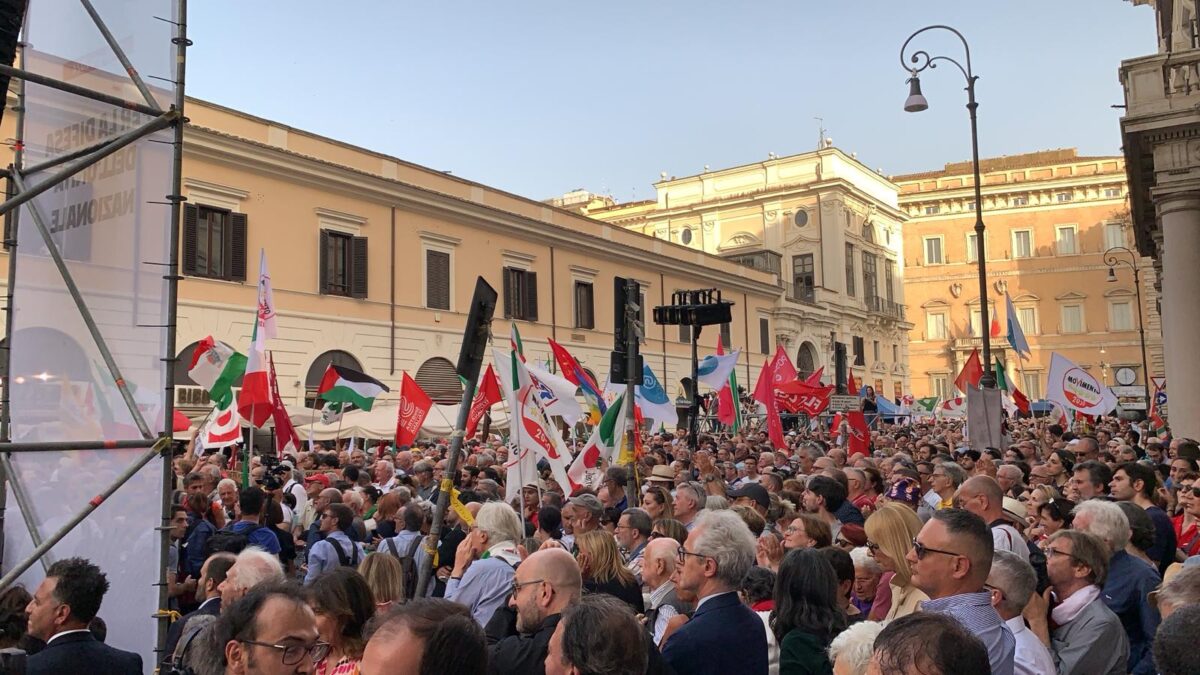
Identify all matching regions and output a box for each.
[465,364,502,439]
[804,366,825,387]
[753,355,786,450]
[954,348,984,394]
[846,411,871,457]
[395,372,433,448]
[847,370,859,396]
[776,380,835,415]
[268,352,301,457]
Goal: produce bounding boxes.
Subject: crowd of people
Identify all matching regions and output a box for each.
[0,412,1197,674]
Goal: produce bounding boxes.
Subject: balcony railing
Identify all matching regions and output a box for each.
[783,281,816,305]
[1121,48,1200,118]
[723,250,782,276]
[867,296,905,320]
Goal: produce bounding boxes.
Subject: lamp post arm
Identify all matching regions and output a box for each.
[900,25,974,81]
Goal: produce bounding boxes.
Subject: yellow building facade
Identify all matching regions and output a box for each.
[0,98,783,413]
[587,148,913,398]
[895,149,1163,407]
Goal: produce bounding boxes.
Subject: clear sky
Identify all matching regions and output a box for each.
[186,1,1156,203]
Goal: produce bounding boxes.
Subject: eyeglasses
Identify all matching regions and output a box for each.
[1190,486,1200,498]
[320,513,334,519]
[1044,546,1087,565]
[865,541,881,552]
[834,537,853,549]
[510,578,545,596]
[239,640,330,666]
[676,545,709,564]
[911,538,962,560]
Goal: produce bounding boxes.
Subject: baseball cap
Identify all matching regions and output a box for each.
[304,473,330,488]
[568,493,603,514]
[728,483,770,510]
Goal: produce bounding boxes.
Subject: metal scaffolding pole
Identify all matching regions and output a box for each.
[78,0,163,114]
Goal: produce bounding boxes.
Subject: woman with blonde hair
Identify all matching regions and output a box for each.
[357,552,406,614]
[863,502,927,621]
[575,529,644,614]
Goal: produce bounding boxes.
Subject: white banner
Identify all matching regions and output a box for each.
[1045,353,1118,417]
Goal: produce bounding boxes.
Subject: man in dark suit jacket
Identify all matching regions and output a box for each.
[161,551,236,667]
[661,511,768,675]
[24,557,141,675]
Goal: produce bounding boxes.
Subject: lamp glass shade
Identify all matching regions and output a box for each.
[1107,268,1117,282]
[904,76,928,112]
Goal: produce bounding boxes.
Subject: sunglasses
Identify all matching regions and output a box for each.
[911,538,962,560]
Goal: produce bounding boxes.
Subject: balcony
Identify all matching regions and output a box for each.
[1121,49,1200,122]
[723,250,782,277]
[783,281,816,305]
[866,296,905,320]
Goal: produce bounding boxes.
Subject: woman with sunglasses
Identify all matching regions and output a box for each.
[305,567,374,675]
[863,503,927,622]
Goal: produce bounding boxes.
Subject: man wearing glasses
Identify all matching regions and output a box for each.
[906,509,1016,675]
[215,583,328,675]
[487,548,581,674]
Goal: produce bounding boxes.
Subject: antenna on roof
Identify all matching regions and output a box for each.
[815,116,827,151]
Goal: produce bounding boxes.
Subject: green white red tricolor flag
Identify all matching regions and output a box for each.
[188,337,247,409]
[237,320,272,428]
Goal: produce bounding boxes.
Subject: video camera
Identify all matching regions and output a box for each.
[256,454,290,491]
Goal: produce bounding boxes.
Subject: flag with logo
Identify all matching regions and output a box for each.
[318,365,389,411]
[1149,379,1168,439]
[395,372,433,448]
[635,363,677,431]
[846,410,870,457]
[516,382,575,496]
[775,379,834,416]
[753,355,786,450]
[268,352,301,457]
[525,361,584,426]
[697,348,741,389]
[255,249,278,350]
[938,397,967,418]
[1045,352,1118,417]
[715,338,742,433]
[188,337,247,409]
[465,363,503,438]
[568,393,627,491]
[548,338,607,424]
[202,400,241,448]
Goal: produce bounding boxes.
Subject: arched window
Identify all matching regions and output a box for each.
[796,341,819,381]
[305,350,364,406]
[415,357,463,405]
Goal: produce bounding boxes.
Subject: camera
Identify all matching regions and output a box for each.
[255,455,289,491]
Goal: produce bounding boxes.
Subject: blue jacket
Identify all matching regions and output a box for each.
[1102,551,1160,675]
[661,591,767,675]
[183,518,216,578]
[225,520,281,555]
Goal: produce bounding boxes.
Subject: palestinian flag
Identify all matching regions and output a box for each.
[318,365,389,411]
[188,337,247,408]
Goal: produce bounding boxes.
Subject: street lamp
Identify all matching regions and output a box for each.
[1104,246,1152,413]
[901,25,995,388]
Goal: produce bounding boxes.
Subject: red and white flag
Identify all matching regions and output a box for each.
[268,353,301,457]
[776,380,835,416]
[465,364,502,439]
[203,401,241,449]
[395,373,433,448]
[846,410,871,457]
[517,383,574,495]
[255,249,278,350]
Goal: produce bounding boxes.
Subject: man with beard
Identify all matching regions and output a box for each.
[486,548,582,674]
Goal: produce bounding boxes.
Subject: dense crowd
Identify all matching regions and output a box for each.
[1,413,1198,675]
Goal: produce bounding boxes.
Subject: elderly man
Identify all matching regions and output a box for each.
[216,547,285,607]
[955,476,1029,562]
[486,547,581,674]
[929,462,966,511]
[615,508,652,583]
[642,537,690,647]
[996,465,1023,496]
[1024,530,1128,675]
[447,502,525,625]
[373,459,399,493]
[907,509,1015,675]
[1072,499,1160,675]
[661,510,766,675]
[603,466,629,513]
[987,551,1055,675]
[1151,566,1200,619]
[673,481,706,531]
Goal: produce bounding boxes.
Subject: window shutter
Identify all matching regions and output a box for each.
[182,204,198,275]
[351,236,369,299]
[524,271,538,322]
[679,324,690,343]
[501,268,513,319]
[229,212,248,281]
[426,250,450,310]
[720,322,732,348]
[759,318,770,354]
[319,229,330,294]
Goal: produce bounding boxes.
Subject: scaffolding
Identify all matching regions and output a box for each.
[0,0,187,663]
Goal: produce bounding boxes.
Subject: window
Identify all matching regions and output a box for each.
[1018,306,1038,335]
[1061,304,1084,333]
[1104,222,1125,251]
[720,322,732,348]
[872,340,880,362]
[573,281,594,329]
[894,381,903,399]
[1110,300,1134,331]
[426,250,451,310]
[852,336,865,366]
[1055,225,1078,255]
[970,308,984,337]
[1022,373,1042,399]
[759,317,770,354]
[1056,192,1073,203]
[1012,230,1032,259]
[924,205,941,215]
[863,252,878,303]
[932,375,950,400]
[502,267,538,321]
[319,230,367,298]
[923,236,944,265]
[892,344,899,362]
[1103,187,1123,199]
[845,243,856,297]
[1012,195,1029,207]
[885,261,896,303]
[926,312,949,340]
[183,204,247,281]
[792,254,815,302]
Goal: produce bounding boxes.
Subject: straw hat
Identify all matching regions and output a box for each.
[646,465,675,483]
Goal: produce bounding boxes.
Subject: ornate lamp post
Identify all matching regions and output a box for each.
[1104,246,1152,410]
[901,25,996,388]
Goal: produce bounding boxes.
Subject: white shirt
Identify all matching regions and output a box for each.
[1005,615,1055,675]
[46,628,91,644]
[991,524,1030,563]
[648,582,679,646]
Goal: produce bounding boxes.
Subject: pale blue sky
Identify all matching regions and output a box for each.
[186,2,1156,203]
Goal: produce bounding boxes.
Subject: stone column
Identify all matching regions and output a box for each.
[1154,189,1200,440]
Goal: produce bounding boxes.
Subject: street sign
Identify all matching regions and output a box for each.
[1152,376,1167,390]
[1155,390,1168,406]
[1112,385,1146,397]
[829,395,859,412]
[1119,400,1148,411]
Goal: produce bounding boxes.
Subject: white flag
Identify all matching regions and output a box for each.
[696,349,740,389]
[516,384,575,496]
[202,401,242,449]
[525,362,584,426]
[1045,352,1118,417]
[255,249,278,349]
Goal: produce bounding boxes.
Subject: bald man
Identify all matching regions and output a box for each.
[486,548,582,675]
[955,476,1028,563]
[643,537,691,647]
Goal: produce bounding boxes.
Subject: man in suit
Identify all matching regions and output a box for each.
[162,551,236,667]
[661,510,767,675]
[24,556,142,675]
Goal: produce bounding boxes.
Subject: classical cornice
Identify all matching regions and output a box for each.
[183,125,782,298]
[636,178,908,224]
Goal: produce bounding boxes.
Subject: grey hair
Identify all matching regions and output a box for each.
[474,501,523,545]
[1072,499,1131,553]
[413,460,433,474]
[996,465,1023,481]
[987,550,1037,615]
[217,478,238,492]
[691,510,756,589]
[705,495,729,510]
[1156,566,1200,612]
[1154,605,1200,675]
[375,460,395,478]
[827,620,884,675]
[938,462,968,488]
[1048,530,1111,585]
[849,547,882,575]
[675,481,706,510]
[231,546,285,591]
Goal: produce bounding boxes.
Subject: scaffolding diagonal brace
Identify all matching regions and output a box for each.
[78,0,162,114]
[0,453,48,571]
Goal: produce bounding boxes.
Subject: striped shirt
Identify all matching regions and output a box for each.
[922,591,1016,675]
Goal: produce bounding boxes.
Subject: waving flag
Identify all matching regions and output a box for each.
[517,383,575,496]
[753,355,786,450]
[526,361,584,426]
[913,396,939,413]
[846,411,870,457]
[938,397,967,418]
[715,339,742,433]
[804,367,825,387]
[776,379,835,415]
[268,353,301,457]
[318,365,390,411]
[847,370,858,398]
[395,373,433,447]
[202,401,241,448]
[568,393,628,491]
[636,363,677,431]
[1046,352,1118,417]
[188,337,247,409]
[1005,293,1031,360]
[548,338,606,423]
[697,348,741,389]
[255,249,278,349]
[954,349,983,394]
[238,322,272,428]
[465,364,502,439]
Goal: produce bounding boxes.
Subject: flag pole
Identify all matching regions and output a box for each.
[244,406,253,487]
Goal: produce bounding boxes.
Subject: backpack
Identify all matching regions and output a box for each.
[384,535,425,600]
[329,538,361,568]
[1026,539,1050,593]
[206,523,271,557]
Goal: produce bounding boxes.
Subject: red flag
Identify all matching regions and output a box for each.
[172,410,191,433]
[831,412,843,431]
[804,367,825,387]
[847,370,859,396]
[465,364,502,438]
[776,380,835,415]
[847,411,870,457]
[395,373,433,448]
[1011,387,1031,415]
[954,348,984,394]
[268,353,301,457]
[990,315,1002,338]
[753,357,786,450]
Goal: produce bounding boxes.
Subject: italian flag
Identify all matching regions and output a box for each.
[318,364,389,411]
[716,338,741,433]
[188,336,247,409]
[567,393,628,491]
[237,322,272,428]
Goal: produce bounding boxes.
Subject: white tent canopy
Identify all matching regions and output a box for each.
[296,403,510,441]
